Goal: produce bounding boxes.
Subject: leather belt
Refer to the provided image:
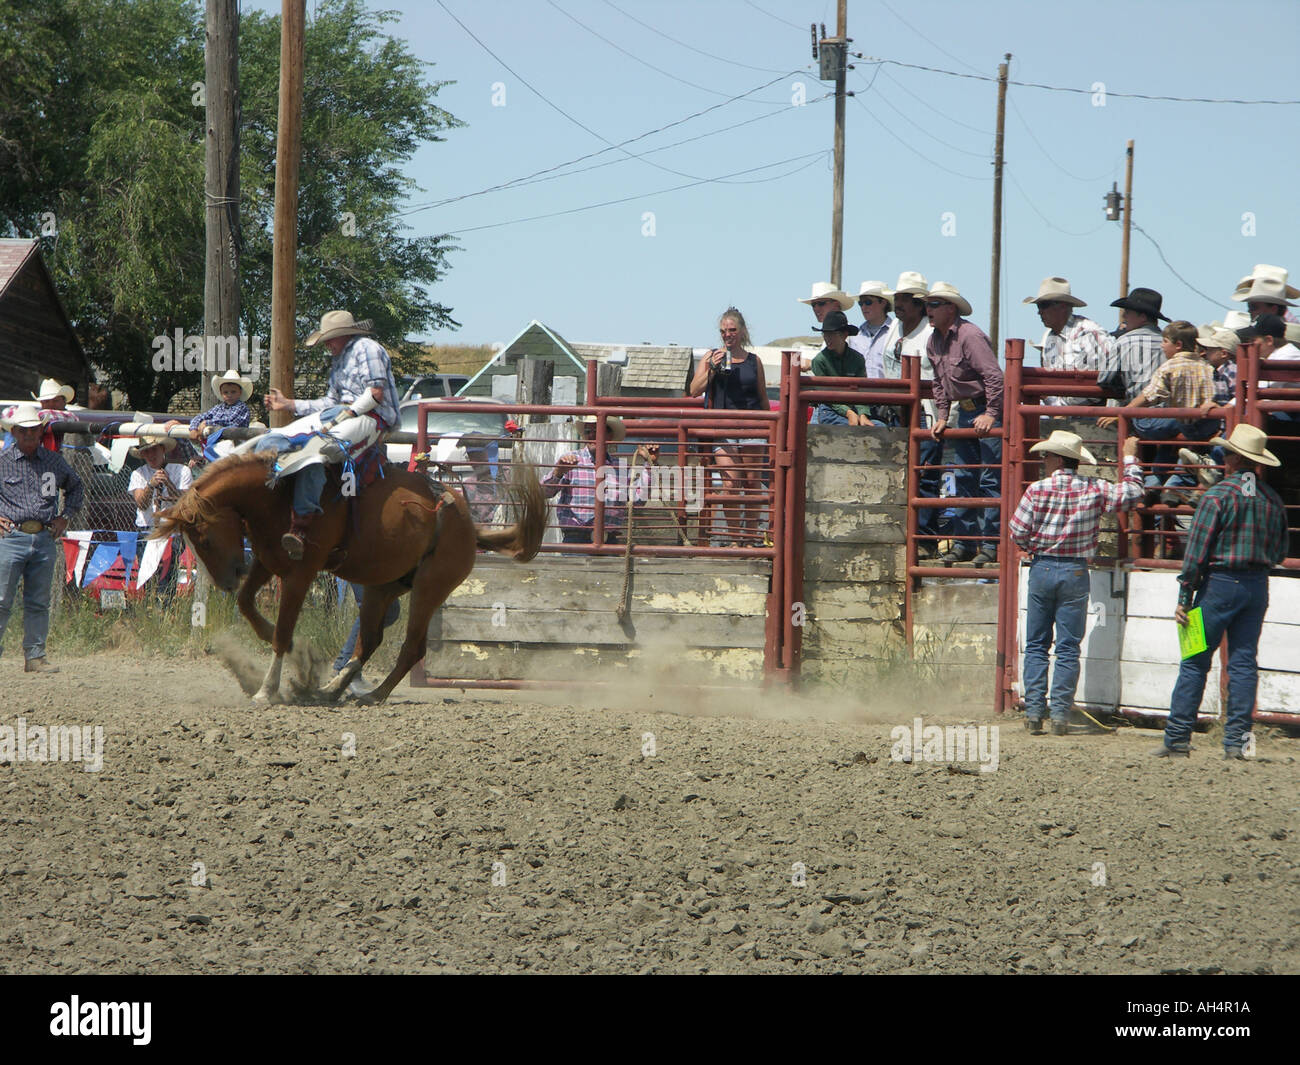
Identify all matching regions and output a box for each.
[1032,555,1089,564]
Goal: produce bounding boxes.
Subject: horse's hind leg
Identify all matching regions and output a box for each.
[321,582,405,700]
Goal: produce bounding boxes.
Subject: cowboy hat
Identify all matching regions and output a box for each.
[580,415,626,442]
[6,403,44,429]
[1023,277,1087,307]
[1030,430,1096,466]
[856,280,893,309]
[1286,322,1300,346]
[1110,287,1169,322]
[32,378,75,403]
[305,310,374,346]
[1196,326,1239,352]
[1234,277,1295,307]
[130,436,178,458]
[926,282,972,317]
[812,310,860,335]
[1232,264,1300,300]
[1210,423,1279,467]
[210,368,253,402]
[1222,310,1251,331]
[891,270,930,297]
[797,282,854,311]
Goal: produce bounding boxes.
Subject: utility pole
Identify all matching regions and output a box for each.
[1120,139,1134,324]
[814,4,849,288]
[203,0,240,413]
[988,54,1010,354]
[269,0,305,428]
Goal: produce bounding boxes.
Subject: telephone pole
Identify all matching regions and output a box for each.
[988,54,1010,354]
[269,0,305,427]
[203,0,240,413]
[1120,139,1134,321]
[814,3,849,288]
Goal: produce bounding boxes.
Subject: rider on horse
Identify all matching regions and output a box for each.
[259,310,401,559]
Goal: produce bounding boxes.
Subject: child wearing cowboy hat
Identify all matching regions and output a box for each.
[165,369,253,444]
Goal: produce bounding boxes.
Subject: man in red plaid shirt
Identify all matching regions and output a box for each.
[1010,432,1143,735]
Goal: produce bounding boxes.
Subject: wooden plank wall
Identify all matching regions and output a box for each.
[418,555,770,685]
[799,426,908,686]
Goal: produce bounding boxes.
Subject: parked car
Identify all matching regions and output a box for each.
[386,396,510,465]
[396,373,472,402]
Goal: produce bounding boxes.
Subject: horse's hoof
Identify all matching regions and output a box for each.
[251,691,281,706]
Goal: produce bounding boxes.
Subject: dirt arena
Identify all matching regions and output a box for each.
[1,652,1296,974]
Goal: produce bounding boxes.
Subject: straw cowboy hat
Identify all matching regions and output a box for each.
[856,280,893,309]
[1030,430,1096,466]
[1222,310,1251,331]
[32,378,75,403]
[210,367,253,401]
[797,282,854,311]
[580,415,626,442]
[1210,423,1279,467]
[1231,264,1299,301]
[127,412,178,458]
[305,310,374,347]
[1111,287,1170,322]
[1023,277,1087,307]
[6,403,44,429]
[891,271,930,297]
[1234,277,1295,307]
[1286,322,1300,346]
[926,282,972,317]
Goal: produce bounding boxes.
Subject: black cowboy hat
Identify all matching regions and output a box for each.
[1110,286,1170,322]
[812,309,860,336]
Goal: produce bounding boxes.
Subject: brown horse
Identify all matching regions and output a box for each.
[156,452,545,704]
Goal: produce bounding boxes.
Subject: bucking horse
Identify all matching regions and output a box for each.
[155,452,546,704]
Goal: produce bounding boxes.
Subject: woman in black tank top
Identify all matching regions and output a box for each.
[688,308,769,546]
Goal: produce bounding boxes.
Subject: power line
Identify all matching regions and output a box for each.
[446,151,828,235]
[849,92,989,181]
[398,71,814,216]
[854,55,1300,105]
[1132,224,1230,309]
[741,0,805,32]
[858,71,991,158]
[877,65,993,135]
[545,0,790,105]
[1006,95,1117,184]
[1005,169,1110,237]
[874,0,985,76]
[601,0,790,74]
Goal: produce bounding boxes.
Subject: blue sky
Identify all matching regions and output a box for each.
[274,0,1300,351]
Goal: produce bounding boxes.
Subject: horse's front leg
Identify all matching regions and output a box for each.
[252,570,313,705]
[237,557,275,645]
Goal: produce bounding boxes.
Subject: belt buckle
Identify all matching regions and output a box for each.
[18,520,45,534]
[958,398,976,411]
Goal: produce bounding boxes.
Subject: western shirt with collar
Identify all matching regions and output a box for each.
[0,444,84,525]
[926,317,1003,423]
[847,315,892,378]
[1105,323,1163,404]
[1039,314,1112,406]
[1178,470,1288,606]
[293,335,401,429]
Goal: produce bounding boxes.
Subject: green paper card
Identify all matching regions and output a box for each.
[1178,607,1207,659]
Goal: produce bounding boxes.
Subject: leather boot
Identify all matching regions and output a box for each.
[281,511,316,561]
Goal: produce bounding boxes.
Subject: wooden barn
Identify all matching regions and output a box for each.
[457,320,587,403]
[0,239,92,401]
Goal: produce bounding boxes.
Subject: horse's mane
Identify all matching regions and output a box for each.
[153,451,275,537]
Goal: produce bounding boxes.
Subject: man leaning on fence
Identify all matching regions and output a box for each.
[0,404,84,674]
[1155,424,1288,760]
[1010,432,1142,736]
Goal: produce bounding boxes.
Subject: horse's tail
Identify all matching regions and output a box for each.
[475,462,546,562]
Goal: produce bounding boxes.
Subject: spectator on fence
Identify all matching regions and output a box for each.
[1242,314,1300,428]
[1011,432,1143,735]
[164,370,252,463]
[1023,277,1111,408]
[881,272,940,556]
[1,378,79,453]
[1100,287,1168,404]
[129,436,192,600]
[458,433,505,525]
[1155,424,1288,759]
[332,583,400,698]
[542,417,652,545]
[690,308,768,545]
[1232,264,1299,325]
[0,404,83,674]
[925,282,1003,567]
[808,310,877,427]
[796,282,855,378]
[848,281,893,378]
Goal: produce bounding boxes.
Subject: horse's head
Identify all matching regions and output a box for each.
[155,456,267,591]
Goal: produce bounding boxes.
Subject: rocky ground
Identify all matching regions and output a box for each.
[1,652,1296,974]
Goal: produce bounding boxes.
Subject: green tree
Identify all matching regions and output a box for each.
[0,0,461,410]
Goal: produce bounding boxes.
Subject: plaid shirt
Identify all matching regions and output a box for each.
[1009,458,1144,557]
[189,400,251,433]
[0,444,84,524]
[294,335,400,428]
[1104,324,1163,403]
[1141,352,1215,408]
[541,448,648,529]
[1179,471,1288,603]
[1040,315,1112,406]
[1213,359,1237,406]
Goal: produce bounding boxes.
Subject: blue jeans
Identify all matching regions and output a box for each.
[0,530,56,661]
[252,406,346,515]
[334,582,401,673]
[816,406,849,425]
[1022,558,1090,721]
[1166,571,1268,750]
[916,436,942,538]
[949,405,1001,555]
[1132,416,1219,488]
